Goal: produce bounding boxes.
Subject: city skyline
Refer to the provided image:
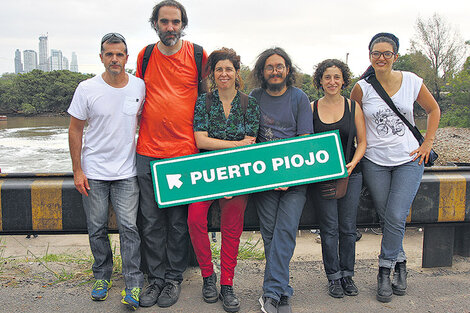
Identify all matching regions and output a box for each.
[1,0,469,76]
[13,34,78,74]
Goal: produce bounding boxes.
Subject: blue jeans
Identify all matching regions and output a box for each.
[136,153,189,285]
[312,172,362,281]
[82,177,143,288]
[361,158,424,268]
[254,185,307,301]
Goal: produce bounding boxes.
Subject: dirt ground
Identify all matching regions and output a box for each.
[1,229,470,313]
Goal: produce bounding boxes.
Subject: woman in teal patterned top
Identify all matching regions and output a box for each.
[188,47,259,313]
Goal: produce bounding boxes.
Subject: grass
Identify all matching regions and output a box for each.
[0,233,265,285]
[210,236,265,260]
[0,235,123,285]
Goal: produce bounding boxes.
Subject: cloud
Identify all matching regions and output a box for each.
[1,0,469,76]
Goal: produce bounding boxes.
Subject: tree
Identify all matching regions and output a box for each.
[440,56,470,127]
[411,13,466,102]
[239,64,256,94]
[394,52,435,114]
[294,73,322,102]
[0,70,94,114]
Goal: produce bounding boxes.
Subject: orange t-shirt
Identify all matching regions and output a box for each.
[136,40,207,158]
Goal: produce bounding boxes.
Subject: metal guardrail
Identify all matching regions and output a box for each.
[1,166,469,267]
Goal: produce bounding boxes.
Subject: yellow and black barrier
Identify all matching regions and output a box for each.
[0,173,87,234]
[1,166,469,268]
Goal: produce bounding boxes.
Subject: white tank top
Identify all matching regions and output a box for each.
[357,71,423,166]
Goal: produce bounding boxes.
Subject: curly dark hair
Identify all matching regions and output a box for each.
[149,0,188,31]
[253,47,297,89]
[206,48,243,91]
[313,59,351,90]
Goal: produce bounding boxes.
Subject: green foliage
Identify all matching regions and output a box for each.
[440,104,470,128]
[394,51,434,86]
[239,64,256,95]
[20,103,37,115]
[439,57,470,128]
[294,73,322,102]
[0,70,94,114]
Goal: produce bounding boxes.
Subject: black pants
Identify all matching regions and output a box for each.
[136,153,189,285]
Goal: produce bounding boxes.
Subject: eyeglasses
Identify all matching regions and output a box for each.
[264,64,286,73]
[101,33,126,45]
[370,51,395,59]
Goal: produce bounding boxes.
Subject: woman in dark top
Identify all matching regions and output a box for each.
[310,59,367,298]
[187,47,259,313]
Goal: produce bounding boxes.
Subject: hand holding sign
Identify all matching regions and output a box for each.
[152,131,347,208]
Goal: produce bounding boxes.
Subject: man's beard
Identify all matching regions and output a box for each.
[157,29,182,47]
[266,74,287,91]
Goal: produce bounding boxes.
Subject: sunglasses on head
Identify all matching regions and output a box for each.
[101,33,126,45]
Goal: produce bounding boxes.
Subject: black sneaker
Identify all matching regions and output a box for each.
[259,296,278,313]
[219,285,240,312]
[328,279,344,298]
[278,295,292,313]
[202,272,218,303]
[139,282,162,307]
[341,276,359,296]
[157,280,181,308]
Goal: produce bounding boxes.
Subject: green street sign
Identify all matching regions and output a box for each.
[151,130,347,208]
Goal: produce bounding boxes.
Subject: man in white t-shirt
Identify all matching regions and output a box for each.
[68,33,145,311]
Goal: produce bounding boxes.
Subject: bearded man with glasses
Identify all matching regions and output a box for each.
[250,47,313,313]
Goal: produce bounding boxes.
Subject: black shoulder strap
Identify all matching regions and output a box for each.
[193,43,203,94]
[141,44,155,79]
[366,75,422,143]
[239,92,249,114]
[313,100,318,112]
[205,92,212,115]
[345,98,356,162]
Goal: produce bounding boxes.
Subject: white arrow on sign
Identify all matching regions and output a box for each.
[166,174,183,190]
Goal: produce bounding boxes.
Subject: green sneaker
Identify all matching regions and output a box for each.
[91,279,112,301]
[121,287,141,311]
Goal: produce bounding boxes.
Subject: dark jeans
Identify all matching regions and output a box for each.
[136,153,189,285]
[312,172,362,281]
[254,185,307,301]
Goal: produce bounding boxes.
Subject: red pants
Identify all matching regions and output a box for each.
[187,195,247,286]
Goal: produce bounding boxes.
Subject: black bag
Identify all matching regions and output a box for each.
[366,75,438,167]
[317,98,356,199]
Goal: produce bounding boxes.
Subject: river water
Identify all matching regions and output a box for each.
[0,115,430,173]
[0,116,71,173]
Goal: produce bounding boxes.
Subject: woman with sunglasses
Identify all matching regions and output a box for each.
[187,47,259,313]
[351,33,440,303]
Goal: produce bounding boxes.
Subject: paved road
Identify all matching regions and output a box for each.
[1,231,469,312]
[1,257,470,312]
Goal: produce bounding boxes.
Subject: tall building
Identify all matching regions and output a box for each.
[14,49,23,74]
[70,52,78,72]
[62,56,69,70]
[49,49,63,71]
[38,34,49,72]
[23,50,38,73]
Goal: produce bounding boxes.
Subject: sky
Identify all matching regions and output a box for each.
[1,0,470,77]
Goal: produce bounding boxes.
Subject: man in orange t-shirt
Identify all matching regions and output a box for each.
[135,0,207,309]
